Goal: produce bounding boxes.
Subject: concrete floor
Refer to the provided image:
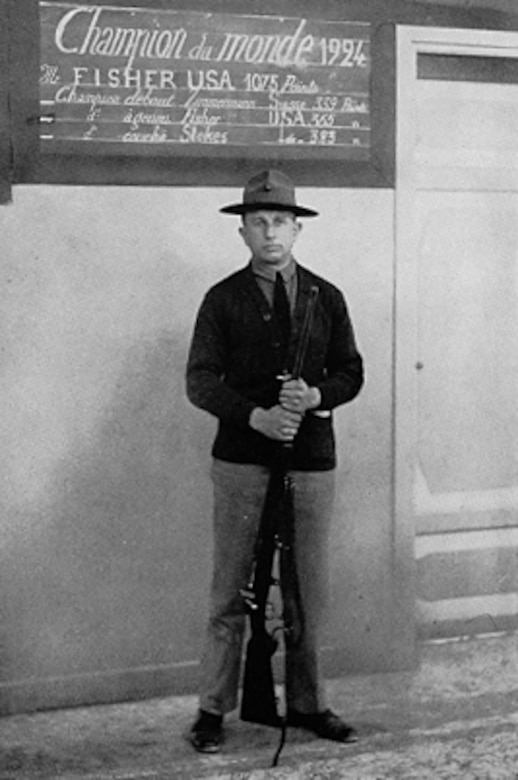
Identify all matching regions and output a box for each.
[0,632,517,779]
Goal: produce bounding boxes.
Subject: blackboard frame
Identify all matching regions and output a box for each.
[0,1,12,203]
[9,0,396,188]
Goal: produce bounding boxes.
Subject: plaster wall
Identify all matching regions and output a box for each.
[0,184,396,713]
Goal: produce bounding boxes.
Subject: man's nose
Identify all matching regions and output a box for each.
[264,223,276,237]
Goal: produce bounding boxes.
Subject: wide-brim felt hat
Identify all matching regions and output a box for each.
[220,169,318,218]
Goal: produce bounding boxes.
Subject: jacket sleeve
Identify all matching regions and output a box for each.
[185,289,256,426]
[315,291,364,410]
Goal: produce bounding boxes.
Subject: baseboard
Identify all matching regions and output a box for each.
[0,641,417,717]
[0,660,199,717]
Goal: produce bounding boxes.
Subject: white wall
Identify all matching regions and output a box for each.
[0,183,400,713]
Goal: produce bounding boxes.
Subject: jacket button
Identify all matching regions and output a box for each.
[263,313,272,322]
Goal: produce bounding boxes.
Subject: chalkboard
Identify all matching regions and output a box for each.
[39,2,371,159]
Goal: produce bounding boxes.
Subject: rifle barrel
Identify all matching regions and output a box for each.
[291,285,319,379]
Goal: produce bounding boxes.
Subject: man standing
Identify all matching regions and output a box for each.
[186,169,364,753]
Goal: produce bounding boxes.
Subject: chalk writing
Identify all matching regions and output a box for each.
[39,3,371,155]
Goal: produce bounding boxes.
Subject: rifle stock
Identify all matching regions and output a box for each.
[241,630,281,727]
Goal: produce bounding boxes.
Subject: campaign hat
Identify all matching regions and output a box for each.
[220,170,318,217]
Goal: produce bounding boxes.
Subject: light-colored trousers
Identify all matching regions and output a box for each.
[198,458,336,716]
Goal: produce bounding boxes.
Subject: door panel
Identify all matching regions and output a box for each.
[417,191,518,495]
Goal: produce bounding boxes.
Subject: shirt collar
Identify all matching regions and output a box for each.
[250,257,297,283]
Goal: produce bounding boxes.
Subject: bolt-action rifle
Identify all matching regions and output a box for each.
[240,285,319,763]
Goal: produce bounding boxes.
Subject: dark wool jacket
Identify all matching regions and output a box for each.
[186,262,364,470]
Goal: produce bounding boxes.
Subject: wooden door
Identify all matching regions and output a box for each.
[396,27,518,639]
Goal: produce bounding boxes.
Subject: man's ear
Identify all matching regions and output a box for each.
[238,225,248,246]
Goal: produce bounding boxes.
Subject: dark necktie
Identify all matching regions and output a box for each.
[273,272,291,346]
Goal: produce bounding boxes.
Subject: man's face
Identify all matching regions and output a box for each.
[239,210,301,268]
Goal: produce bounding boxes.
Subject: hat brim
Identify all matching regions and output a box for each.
[220,202,318,218]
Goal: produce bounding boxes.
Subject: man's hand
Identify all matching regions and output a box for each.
[279,377,321,414]
[249,405,303,442]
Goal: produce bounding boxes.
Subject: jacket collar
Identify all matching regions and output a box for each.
[250,257,297,284]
